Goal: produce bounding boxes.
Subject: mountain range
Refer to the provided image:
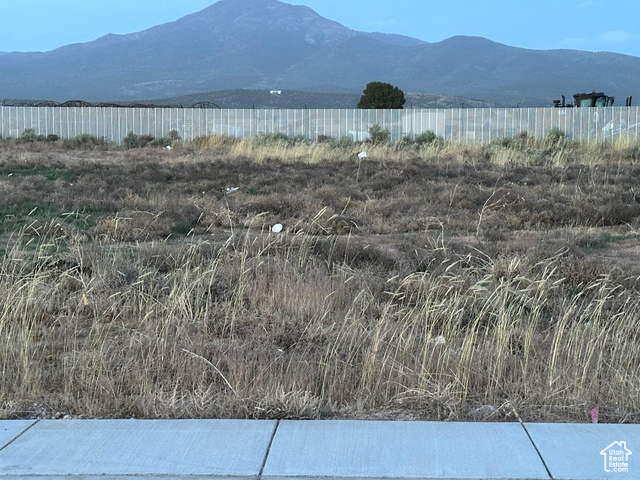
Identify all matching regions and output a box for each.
[143,89,500,109]
[1,0,639,107]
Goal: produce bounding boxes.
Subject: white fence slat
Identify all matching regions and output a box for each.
[0,106,638,145]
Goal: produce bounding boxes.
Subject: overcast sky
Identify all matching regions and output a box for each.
[1,0,638,56]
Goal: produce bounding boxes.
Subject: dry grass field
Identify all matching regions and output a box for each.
[1,132,640,423]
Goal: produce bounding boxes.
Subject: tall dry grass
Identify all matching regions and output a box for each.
[1,136,640,422]
[1,220,639,422]
[187,132,640,167]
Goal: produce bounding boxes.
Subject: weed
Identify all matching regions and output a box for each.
[18,128,39,143]
[368,124,390,145]
[168,129,181,142]
[123,131,155,149]
[0,140,638,422]
[329,136,354,149]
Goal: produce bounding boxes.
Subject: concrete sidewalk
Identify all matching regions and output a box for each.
[0,419,636,480]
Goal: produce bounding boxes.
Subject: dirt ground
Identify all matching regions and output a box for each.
[1,141,640,422]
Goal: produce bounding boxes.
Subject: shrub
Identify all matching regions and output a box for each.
[59,133,107,149]
[138,135,154,147]
[123,131,154,149]
[513,131,531,148]
[492,132,534,151]
[545,128,566,146]
[149,137,172,148]
[415,130,436,145]
[395,131,444,150]
[623,145,640,161]
[368,124,390,145]
[19,128,39,143]
[493,137,515,148]
[396,136,417,150]
[76,133,104,146]
[168,129,181,143]
[415,130,444,146]
[253,133,311,147]
[123,131,138,149]
[329,136,354,149]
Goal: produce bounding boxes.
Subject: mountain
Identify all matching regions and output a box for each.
[1,0,639,106]
[149,89,362,109]
[143,89,499,109]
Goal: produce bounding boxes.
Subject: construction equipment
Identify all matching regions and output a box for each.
[554,90,632,108]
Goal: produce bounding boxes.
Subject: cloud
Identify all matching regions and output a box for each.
[599,30,635,44]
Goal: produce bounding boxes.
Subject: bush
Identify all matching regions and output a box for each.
[76,133,105,147]
[59,133,106,149]
[623,145,640,161]
[491,132,535,151]
[368,124,390,145]
[19,128,40,143]
[123,131,154,149]
[396,131,444,150]
[123,131,138,149]
[168,130,181,143]
[138,135,154,147]
[253,133,311,147]
[396,136,417,150]
[416,130,444,146]
[545,128,566,146]
[329,136,354,149]
[149,137,172,148]
[415,130,437,145]
[493,137,515,148]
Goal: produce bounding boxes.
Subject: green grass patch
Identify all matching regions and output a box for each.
[59,209,103,230]
[171,222,193,235]
[0,203,103,234]
[0,204,60,234]
[576,231,636,251]
[18,239,70,256]
[1,166,75,182]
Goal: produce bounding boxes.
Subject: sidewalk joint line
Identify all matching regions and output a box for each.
[519,422,554,479]
[258,419,280,479]
[0,419,40,453]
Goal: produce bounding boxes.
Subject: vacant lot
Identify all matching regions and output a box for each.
[1,135,640,423]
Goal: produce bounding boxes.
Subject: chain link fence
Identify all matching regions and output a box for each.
[1,106,639,145]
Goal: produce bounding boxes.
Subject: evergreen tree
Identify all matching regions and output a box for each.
[357,82,406,109]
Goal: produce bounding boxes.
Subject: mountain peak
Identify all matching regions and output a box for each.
[0,0,638,105]
[146,0,357,48]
